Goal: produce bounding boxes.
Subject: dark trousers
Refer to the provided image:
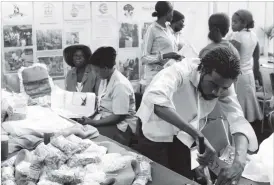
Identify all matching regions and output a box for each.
[132,128,195,179]
[97,125,133,146]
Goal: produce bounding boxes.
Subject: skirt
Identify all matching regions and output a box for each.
[235,72,263,122]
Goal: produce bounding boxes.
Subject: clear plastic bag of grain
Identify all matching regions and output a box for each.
[132,175,149,185]
[99,153,135,173]
[27,156,44,181]
[34,143,67,169]
[1,166,15,182]
[1,155,17,168]
[127,152,152,181]
[65,134,91,153]
[38,179,62,185]
[2,179,17,185]
[47,165,83,184]
[50,135,81,156]
[67,153,101,168]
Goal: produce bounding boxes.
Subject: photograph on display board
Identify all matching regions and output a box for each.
[4,48,33,72]
[119,23,139,48]
[141,22,152,40]
[37,56,64,77]
[3,25,33,47]
[118,57,140,81]
[66,32,80,45]
[36,30,62,51]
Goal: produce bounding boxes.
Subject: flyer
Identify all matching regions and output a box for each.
[91,2,118,50]
[2,2,33,24]
[64,2,91,20]
[34,2,63,26]
[64,20,91,47]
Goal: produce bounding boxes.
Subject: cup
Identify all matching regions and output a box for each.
[1,135,9,161]
[44,132,54,145]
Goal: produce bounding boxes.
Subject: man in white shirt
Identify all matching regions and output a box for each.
[135,46,258,184]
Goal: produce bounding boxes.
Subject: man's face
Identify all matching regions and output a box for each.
[199,71,235,100]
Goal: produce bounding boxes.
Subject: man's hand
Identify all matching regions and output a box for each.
[215,161,245,185]
[196,138,216,166]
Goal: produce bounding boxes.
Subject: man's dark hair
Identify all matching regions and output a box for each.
[198,46,241,79]
[90,46,117,69]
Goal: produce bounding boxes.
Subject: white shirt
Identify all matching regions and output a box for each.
[226,29,258,74]
[136,58,258,151]
[98,69,137,133]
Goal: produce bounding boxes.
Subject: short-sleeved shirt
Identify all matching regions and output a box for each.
[226,29,258,74]
[98,69,137,133]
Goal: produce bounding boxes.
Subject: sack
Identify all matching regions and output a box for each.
[18,63,53,99]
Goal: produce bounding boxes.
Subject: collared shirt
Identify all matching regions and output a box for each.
[142,21,177,85]
[65,64,100,95]
[136,58,258,152]
[98,69,137,133]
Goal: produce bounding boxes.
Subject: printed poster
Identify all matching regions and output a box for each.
[1,2,33,24]
[91,2,118,50]
[64,20,91,47]
[34,2,63,26]
[63,2,91,20]
[117,2,141,23]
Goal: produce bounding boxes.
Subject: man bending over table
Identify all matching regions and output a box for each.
[135,46,258,185]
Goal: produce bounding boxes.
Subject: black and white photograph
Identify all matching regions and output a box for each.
[141,22,152,40]
[118,56,140,81]
[119,23,139,48]
[4,48,33,72]
[66,32,79,45]
[37,56,64,77]
[3,25,33,47]
[36,29,62,50]
[2,2,33,24]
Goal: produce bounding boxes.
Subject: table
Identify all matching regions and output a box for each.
[93,135,199,185]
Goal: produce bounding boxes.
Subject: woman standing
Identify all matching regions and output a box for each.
[227,9,263,122]
[142,1,182,86]
[199,13,239,59]
[63,44,100,94]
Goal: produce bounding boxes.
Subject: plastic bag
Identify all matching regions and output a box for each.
[1,166,15,182]
[67,153,101,168]
[50,135,81,156]
[4,92,28,121]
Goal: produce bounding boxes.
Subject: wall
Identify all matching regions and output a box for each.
[1,1,273,91]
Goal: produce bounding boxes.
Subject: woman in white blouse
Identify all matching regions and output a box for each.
[142,1,182,86]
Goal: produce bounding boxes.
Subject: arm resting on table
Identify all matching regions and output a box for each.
[87,114,126,127]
